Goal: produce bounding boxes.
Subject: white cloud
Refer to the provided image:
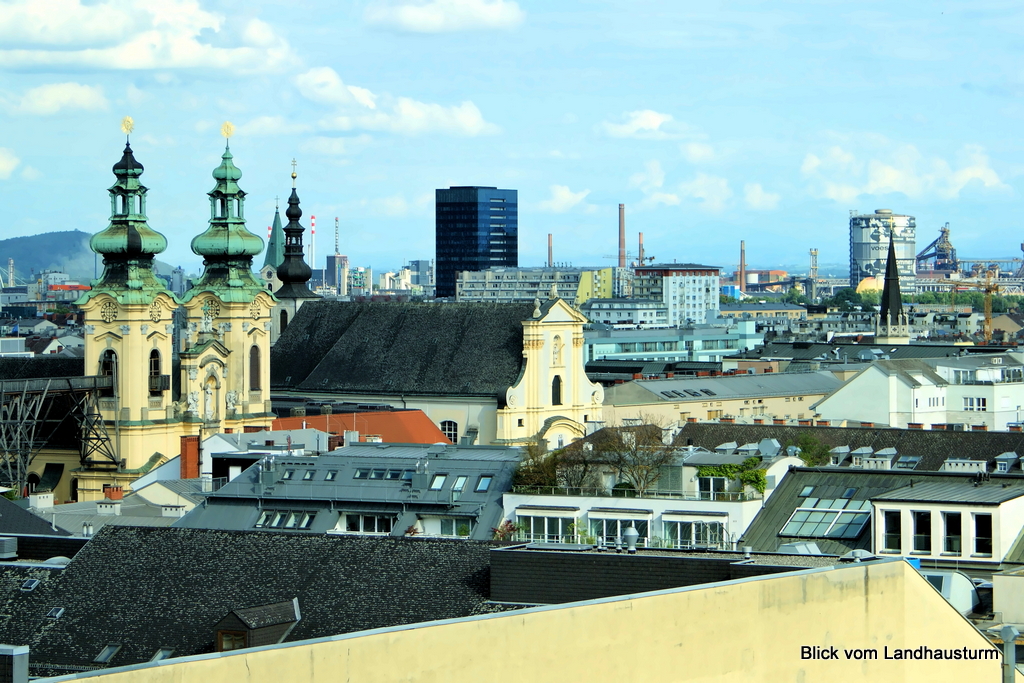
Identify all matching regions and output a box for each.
[801,139,1008,202]
[682,142,715,163]
[744,183,780,210]
[679,173,732,212]
[239,116,312,137]
[628,160,680,208]
[0,149,20,180]
[539,185,591,213]
[0,0,296,73]
[20,166,41,181]
[295,66,498,137]
[365,0,524,33]
[600,109,689,140]
[7,82,107,115]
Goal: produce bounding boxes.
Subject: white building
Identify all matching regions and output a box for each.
[633,264,721,326]
[813,354,1024,430]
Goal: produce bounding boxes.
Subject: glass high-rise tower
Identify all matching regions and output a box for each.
[435,186,518,298]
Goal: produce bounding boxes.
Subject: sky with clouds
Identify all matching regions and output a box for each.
[1,0,1022,276]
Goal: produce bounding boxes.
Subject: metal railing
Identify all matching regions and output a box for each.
[510,485,759,502]
[514,531,735,551]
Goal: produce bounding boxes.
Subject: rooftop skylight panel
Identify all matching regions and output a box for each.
[298,512,316,530]
[150,648,174,662]
[94,643,121,664]
[325,470,338,481]
[841,488,857,499]
[429,474,447,490]
[20,579,39,592]
[282,469,295,481]
[401,470,414,481]
[385,470,402,480]
[46,607,64,619]
[302,470,315,481]
[354,469,370,479]
[369,469,386,480]
[799,486,815,497]
[452,476,468,492]
[475,475,493,492]
[701,389,717,396]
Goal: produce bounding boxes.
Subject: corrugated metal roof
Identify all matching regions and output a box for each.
[617,370,843,403]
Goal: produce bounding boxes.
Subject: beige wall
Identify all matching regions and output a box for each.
[604,391,825,425]
[67,560,1015,683]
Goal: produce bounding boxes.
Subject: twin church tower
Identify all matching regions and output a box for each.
[75,121,316,490]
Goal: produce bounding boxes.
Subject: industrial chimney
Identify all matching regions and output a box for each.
[638,232,645,265]
[618,204,626,268]
[739,240,746,294]
[548,233,553,268]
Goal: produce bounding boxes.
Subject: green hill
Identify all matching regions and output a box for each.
[0,231,176,284]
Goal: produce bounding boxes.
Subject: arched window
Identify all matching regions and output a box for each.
[99,350,117,397]
[280,310,288,333]
[552,335,563,366]
[249,346,261,392]
[148,349,162,396]
[440,420,459,443]
[551,375,562,406]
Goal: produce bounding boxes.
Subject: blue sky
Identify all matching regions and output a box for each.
[1,0,1021,277]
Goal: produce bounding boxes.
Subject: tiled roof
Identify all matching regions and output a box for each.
[272,410,450,444]
[270,301,536,398]
[675,423,1024,471]
[0,527,511,675]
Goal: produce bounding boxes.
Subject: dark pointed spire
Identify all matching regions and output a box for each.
[275,168,317,300]
[879,229,904,326]
[263,205,285,270]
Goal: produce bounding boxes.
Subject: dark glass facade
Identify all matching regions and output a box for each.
[435,186,518,298]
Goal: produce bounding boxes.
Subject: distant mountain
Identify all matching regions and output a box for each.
[0,231,176,284]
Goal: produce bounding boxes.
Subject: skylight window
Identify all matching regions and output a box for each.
[94,644,121,664]
[369,469,386,480]
[841,487,857,499]
[150,647,174,662]
[46,607,64,619]
[429,474,447,490]
[401,470,414,481]
[302,470,315,481]
[475,475,493,493]
[385,470,402,480]
[20,579,39,592]
[452,476,468,492]
[354,469,370,479]
[701,389,717,396]
[282,469,295,481]
[799,486,815,497]
[325,470,338,481]
[780,498,870,540]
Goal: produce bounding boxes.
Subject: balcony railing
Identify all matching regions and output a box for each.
[511,485,759,502]
[514,531,735,550]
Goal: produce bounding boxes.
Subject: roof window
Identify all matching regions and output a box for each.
[94,644,122,664]
[452,475,468,492]
[47,607,65,619]
[150,647,174,662]
[369,469,386,480]
[841,488,857,499]
[325,470,338,481]
[385,470,402,480]
[282,469,295,481]
[429,474,447,490]
[20,579,39,592]
[401,469,414,481]
[354,469,370,479]
[799,486,815,497]
[475,475,494,492]
[701,389,717,396]
[302,470,315,481]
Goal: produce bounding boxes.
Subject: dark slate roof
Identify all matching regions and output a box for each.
[0,498,69,537]
[739,468,1009,556]
[675,423,1024,472]
[232,599,299,629]
[0,527,511,675]
[872,481,1024,504]
[271,301,536,398]
[0,357,84,380]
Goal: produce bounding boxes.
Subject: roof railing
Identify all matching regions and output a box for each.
[510,485,758,502]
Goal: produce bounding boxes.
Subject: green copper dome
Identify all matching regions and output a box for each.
[182,142,267,303]
[77,139,175,307]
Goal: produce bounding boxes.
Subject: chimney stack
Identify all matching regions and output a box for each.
[618,204,626,268]
[548,233,553,268]
[638,232,645,265]
[739,240,746,293]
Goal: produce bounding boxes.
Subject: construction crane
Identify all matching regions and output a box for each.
[948,271,1000,342]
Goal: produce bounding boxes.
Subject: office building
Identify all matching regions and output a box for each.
[456,266,617,305]
[435,186,518,298]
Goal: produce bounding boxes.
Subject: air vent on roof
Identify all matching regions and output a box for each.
[20,579,39,592]
[46,607,64,619]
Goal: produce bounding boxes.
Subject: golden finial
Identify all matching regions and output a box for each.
[291,158,297,187]
[121,116,134,136]
[221,121,235,139]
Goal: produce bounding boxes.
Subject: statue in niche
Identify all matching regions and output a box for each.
[187,392,198,414]
[225,390,237,411]
[200,299,217,333]
[204,383,215,421]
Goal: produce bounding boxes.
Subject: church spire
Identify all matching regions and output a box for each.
[878,229,904,326]
[79,117,171,305]
[275,163,317,300]
[263,204,285,270]
[184,123,265,302]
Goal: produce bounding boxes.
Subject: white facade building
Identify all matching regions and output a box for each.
[633,264,721,326]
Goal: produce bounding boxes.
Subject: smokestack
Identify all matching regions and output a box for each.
[618,204,626,268]
[548,233,553,268]
[638,232,645,265]
[739,240,746,293]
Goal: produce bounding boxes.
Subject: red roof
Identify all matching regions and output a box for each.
[271,410,450,445]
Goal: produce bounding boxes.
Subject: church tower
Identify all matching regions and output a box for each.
[179,125,276,432]
[77,119,184,487]
[259,204,285,293]
[875,229,911,344]
[270,165,318,344]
